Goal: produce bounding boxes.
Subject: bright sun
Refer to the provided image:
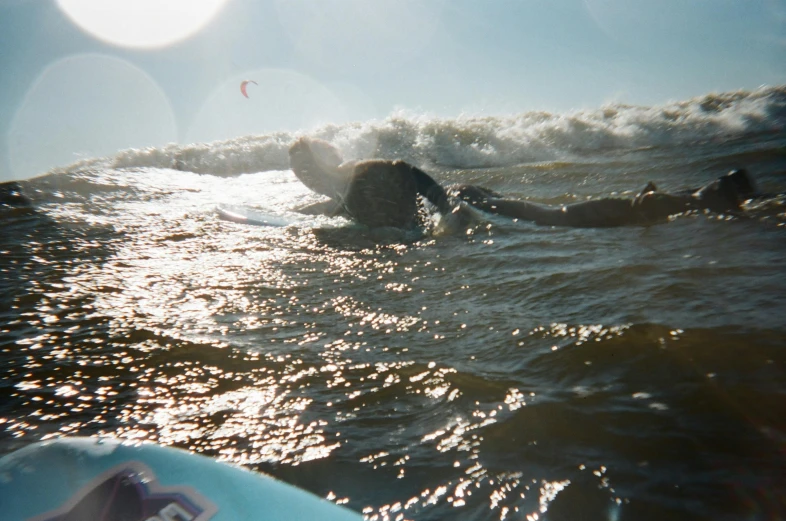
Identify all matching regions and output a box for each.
[56,0,229,49]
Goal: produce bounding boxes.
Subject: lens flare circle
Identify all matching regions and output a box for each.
[9,53,177,179]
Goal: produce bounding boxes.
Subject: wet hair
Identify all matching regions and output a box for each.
[699,176,741,213]
[288,137,347,199]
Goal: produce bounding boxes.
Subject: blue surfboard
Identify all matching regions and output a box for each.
[216,206,293,227]
[0,437,362,521]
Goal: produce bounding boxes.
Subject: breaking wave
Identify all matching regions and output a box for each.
[51,84,786,176]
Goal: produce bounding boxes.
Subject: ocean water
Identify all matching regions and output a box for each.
[2,86,786,520]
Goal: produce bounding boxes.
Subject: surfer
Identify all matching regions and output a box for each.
[289,137,471,229]
[452,169,753,227]
[289,137,753,229]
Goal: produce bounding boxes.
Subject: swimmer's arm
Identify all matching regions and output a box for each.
[453,185,554,222]
[409,165,454,214]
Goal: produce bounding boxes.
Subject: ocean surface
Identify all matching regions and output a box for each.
[2,86,786,520]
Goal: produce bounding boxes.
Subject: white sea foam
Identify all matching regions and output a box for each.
[52,85,785,176]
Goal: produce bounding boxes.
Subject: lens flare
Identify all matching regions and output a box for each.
[56,0,228,49]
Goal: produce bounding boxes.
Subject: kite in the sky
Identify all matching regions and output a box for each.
[240,80,258,98]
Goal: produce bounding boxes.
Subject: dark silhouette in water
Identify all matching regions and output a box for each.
[452,169,754,227]
[0,181,33,209]
[289,137,753,229]
[289,137,462,229]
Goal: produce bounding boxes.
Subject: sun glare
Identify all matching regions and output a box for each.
[56,0,228,49]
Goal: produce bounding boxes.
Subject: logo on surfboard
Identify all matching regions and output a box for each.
[29,461,217,521]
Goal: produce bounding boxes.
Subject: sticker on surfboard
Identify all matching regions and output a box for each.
[29,461,217,521]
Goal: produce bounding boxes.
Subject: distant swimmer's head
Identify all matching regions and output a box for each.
[289,137,348,199]
[726,169,756,197]
[695,176,741,213]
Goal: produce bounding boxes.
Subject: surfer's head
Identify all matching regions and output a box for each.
[289,137,348,199]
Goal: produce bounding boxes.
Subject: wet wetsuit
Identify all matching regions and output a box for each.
[452,169,751,227]
[290,137,752,229]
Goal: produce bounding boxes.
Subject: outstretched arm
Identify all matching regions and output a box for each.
[452,184,559,223]
[407,165,481,229]
[408,165,454,214]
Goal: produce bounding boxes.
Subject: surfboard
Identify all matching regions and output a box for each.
[216,206,292,227]
[0,437,363,521]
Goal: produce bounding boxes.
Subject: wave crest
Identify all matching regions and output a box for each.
[51,84,786,176]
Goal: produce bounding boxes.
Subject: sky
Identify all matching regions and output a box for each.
[1,0,784,182]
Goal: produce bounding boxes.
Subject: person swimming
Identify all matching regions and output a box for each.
[451,169,753,227]
[289,136,471,229]
[289,137,753,229]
